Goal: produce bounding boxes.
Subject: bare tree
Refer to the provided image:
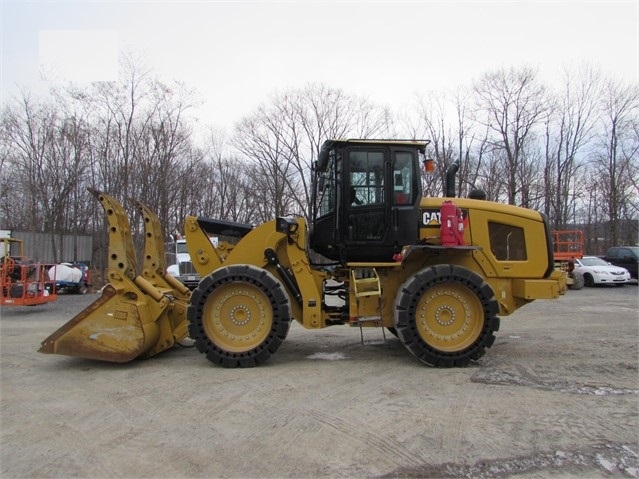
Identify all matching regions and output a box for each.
[89,55,155,201]
[453,87,487,198]
[0,105,17,227]
[132,80,196,235]
[414,93,457,196]
[473,66,548,206]
[233,106,298,222]
[592,78,639,246]
[192,128,256,224]
[403,88,488,199]
[475,150,508,202]
[1,92,93,262]
[543,65,601,229]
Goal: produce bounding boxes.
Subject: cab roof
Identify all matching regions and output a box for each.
[324,138,429,148]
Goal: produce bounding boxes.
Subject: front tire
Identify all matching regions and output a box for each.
[583,273,595,287]
[394,264,500,367]
[187,264,292,367]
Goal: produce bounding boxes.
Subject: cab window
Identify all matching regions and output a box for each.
[349,151,384,206]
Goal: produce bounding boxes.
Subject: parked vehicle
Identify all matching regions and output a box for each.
[600,246,638,279]
[573,256,631,287]
[166,238,200,290]
[48,262,91,294]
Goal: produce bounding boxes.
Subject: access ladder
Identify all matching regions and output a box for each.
[351,267,386,344]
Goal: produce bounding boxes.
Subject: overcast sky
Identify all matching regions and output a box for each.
[2,1,637,129]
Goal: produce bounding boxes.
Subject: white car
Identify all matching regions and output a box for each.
[573,256,631,287]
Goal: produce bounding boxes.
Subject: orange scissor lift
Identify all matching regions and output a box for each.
[551,230,585,290]
[1,238,57,306]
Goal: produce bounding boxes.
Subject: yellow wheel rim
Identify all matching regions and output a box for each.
[414,283,484,352]
[202,282,272,353]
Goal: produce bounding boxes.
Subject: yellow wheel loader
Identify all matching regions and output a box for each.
[39,139,566,367]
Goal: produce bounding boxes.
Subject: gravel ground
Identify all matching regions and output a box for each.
[1,283,638,478]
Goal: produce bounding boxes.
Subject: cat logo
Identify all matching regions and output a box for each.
[422,209,442,226]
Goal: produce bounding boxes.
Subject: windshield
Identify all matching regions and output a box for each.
[580,257,609,267]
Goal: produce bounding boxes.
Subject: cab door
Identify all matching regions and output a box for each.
[343,146,420,261]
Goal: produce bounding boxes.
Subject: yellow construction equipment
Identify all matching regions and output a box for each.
[40,139,565,367]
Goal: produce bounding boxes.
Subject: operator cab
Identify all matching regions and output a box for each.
[311,139,428,262]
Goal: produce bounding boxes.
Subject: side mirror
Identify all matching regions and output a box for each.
[317,140,334,172]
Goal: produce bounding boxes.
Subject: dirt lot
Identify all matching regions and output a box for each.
[1,283,638,478]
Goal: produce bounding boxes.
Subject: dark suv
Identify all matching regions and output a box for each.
[602,246,638,279]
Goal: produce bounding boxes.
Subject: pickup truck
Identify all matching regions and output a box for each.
[600,246,638,279]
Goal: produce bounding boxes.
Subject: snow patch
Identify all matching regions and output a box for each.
[596,454,618,473]
[472,368,639,395]
[307,352,348,361]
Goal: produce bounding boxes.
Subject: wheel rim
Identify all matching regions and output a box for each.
[413,282,484,352]
[201,282,272,353]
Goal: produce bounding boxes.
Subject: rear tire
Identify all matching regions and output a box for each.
[187,264,292,367]
[568,271,585,290]
[394,264,500,367]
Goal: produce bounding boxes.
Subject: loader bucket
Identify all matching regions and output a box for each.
[39,189,190,363]
[39,284,159,362]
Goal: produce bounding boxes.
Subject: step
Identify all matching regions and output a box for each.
[358,315,382,323]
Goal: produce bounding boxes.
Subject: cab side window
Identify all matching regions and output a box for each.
[488,222,527,261]
[393,152,414,205]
